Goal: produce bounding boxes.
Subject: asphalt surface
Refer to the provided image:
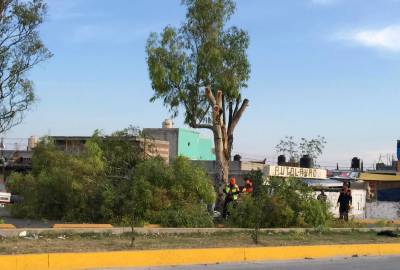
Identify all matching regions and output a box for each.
[95,256,400,270]
[0,207,56,228]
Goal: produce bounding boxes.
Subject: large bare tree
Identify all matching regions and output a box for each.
[0,0,52,133]
[146,0,250,193]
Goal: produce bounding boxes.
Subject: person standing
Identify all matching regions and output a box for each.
[242,178,253,194]
[222,177,240,218]
[317,190,327,203]
[337,186,352,221]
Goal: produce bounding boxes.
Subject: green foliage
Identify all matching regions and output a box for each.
[275,136,327,162]
[91,127,142,177]
[0,0,52,133]
[158,204,214,228]
[244,170,264,198]
[8,133,216,228]
[228,177,331,228]
[8,138,106,221]
[146,0,250,125]
[303,197,331,227]
[7,172,37,218]
[299,136,327,161]
[129,157,216,227]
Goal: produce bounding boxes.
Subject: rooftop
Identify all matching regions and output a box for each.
[358,173,400,182]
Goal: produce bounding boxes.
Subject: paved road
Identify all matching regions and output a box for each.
[95,256,400,270]
[0,207,56,228]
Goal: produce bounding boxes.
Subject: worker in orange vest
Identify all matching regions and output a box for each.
[242,178,253,194]
[222,177,240,218]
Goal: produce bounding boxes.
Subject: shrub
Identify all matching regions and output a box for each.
[158,204,214,228]
[7,132,216,228]
[128,157,215,227]
[7,173,37,218]
[8,138,106,222]
[228,176,331,228]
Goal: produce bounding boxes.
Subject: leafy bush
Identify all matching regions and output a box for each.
[158,204,214,228]
[128,157,216,227]
[7,173,37,218]
[7,133,216,228]
[8,138,106,221]
[228,176,331,228]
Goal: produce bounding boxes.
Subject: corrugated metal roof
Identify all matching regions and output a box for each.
[358,173,400,182]
[303,179,343,187]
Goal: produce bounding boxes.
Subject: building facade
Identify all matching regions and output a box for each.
[51,136,170,163]
[143,127,215,162]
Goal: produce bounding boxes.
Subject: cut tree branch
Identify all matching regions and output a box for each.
[233,95,241,116]
[205,87,216,106]
[228,98,249,136]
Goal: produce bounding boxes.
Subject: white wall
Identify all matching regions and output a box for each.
[366,202,400,220]
[315,189,366,219]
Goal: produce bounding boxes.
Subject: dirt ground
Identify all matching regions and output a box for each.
[2,230,400,255]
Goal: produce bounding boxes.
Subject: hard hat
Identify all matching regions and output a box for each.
[229,177,236,185]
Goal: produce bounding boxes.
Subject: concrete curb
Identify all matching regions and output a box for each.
[52,224,113,229]
[2,243,400,270]
[0,226,398,237]
[0,224,16,229]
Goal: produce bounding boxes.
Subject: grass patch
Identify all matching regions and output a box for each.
[1,230,400,255]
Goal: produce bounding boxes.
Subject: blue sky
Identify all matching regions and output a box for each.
[5,0,400,168]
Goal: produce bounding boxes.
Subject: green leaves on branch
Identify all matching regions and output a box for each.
[8,132,216,227]
[146,0,250,126]
[0,0,52,133]
[228,175,331,228]
[275,136,327,162]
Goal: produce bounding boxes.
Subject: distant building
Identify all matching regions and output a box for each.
[0,149,33,186]
[51,136,170,163]
[192,160,265,186]
[307,179,367,219]
[358,173,400,201]
[143,120,215,162]
[52,136,89,154]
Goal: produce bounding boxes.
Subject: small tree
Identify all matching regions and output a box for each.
[299,136,327,161]
[146,0,250,192]
[122,176,152,247]
[0,0,52,132]
[275,136,298,162]
[276,136,327,164]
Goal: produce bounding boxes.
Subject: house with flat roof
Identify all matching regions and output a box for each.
[143,121,215,162]
[51,136,170,163]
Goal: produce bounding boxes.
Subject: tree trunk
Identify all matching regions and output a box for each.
[214,127,229,211]
[205,87,249,212]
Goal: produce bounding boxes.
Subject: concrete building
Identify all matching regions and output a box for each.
[308,179,367,219]
[192,160,265,185]
[0,150,33,187]
[359,173,400,220]
[358,173,400,201]
[51,136,170,163]
[143,121,215,162]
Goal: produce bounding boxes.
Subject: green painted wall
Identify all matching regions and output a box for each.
[177,129,215,160]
